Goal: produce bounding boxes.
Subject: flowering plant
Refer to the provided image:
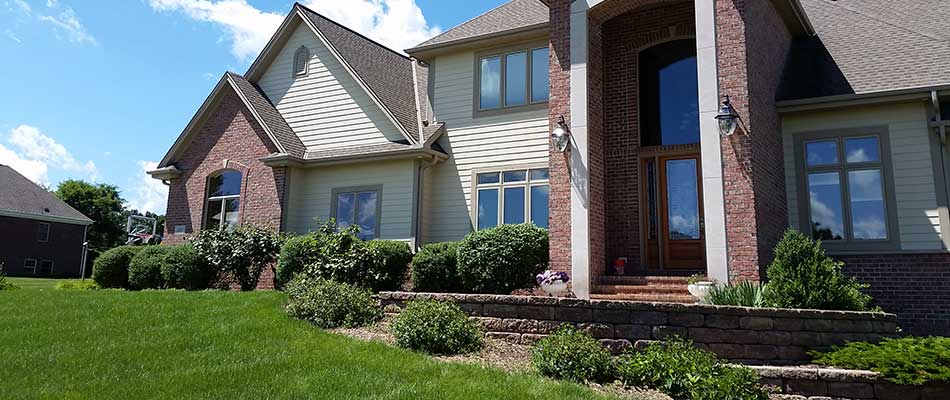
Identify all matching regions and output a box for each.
[536,270,570,286]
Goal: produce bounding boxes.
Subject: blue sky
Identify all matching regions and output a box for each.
[0,0,506,214]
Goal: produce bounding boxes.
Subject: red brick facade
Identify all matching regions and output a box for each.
[547,0,572,274]
[0,215,87,278]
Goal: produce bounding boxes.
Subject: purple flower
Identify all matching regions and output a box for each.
[536,270,570,286]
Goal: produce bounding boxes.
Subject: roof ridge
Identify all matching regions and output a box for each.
[293,2,412,60]
[415,0,519,47]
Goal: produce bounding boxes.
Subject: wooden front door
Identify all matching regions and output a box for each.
[657,155,705,269]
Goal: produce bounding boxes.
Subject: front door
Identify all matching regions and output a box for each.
[657,155,705,269]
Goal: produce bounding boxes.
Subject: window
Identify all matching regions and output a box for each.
[23,259,36,275]
[293,46,310,77]
[204,170,242,231]
[477,46,549,114]
[797,131,898,249]
[332,186,381,240]
[40,260,54,275]
[474,167,549,230]
[37,222,50,242]
[639,39,700,146]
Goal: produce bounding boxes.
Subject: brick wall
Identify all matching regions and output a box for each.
[547,0,572,274]
[0,216,87,278]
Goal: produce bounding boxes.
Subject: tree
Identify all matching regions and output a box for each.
[54,180,126,252]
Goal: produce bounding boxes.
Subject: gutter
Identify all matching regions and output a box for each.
[0,209,93,226]
[405,23,549,58]
[777,85,950,113]
[260,147,448,168]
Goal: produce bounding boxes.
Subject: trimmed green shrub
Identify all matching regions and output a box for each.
[365,240,412,291]
[763,230,874,311]
[293,222,407,292]
[531,325,615,383]
[55,280,100,290]
[191,224,284,291]
[0,263,16,291]
[92,246,144,288]
[161,244,211,290]
[284,276,382,329]
[275,234,322,290]
[391,299,482,355]
[128,246,172,290]
[617,338,767,400]
[411,241,461,293]
[706,281,768,307]
[811,337,950,385]
[456,224,548,294]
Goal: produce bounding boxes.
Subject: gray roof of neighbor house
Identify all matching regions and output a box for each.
[226,72,307,158]
[0,165,93,225]
[406,0,548,53]
[779,0,950,101]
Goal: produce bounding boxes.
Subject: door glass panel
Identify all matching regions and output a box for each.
[845,137,881,163]
[666,159,700,240]
[848,169,887,239]
[357,191,378,240]
[530,185,549,229]
[807,172,845,240]
[503,187,525,224]
[646,160,658,240]
[477,188,499,230]
[806,140,839,166]
[505,52,527,106]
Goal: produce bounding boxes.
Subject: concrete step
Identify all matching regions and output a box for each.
[591,292,697,303]
[597,275,691,286]
[593,284,690,295]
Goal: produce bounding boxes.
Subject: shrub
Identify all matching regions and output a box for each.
[128,246,171,290]
[275,234,322,290]
[92,246,144,288]
[191,224,284,291]
[161,244,211,290]
[0,263,16,291]
[763,230,874,311]
[617,338,767,400]
[55,280,100,290]
[294,222,406,292]
[810,337,950,385]
[284,276,382,329]
[706,281,768,307]
[456,224,548,294]
[411,241,461,293]
[531,325,614,383]
[365,240,412,291]
[391,299,482,355]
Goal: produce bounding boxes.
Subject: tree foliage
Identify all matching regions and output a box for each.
[54,180,126,252]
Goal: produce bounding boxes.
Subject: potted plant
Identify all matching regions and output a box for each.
[686,274,715,304]
[536,270,570,296]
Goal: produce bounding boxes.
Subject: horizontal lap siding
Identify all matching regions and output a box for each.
[424,48,550,243]
[783,103,943,250]
[258,24,403,152]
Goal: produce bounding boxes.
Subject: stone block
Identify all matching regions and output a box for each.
[773,318,804,331]
[803,319,834,332]
[740,316,774,330]
[705,314,740,329]
[501,318,539,333]
[786,379,828,397]
[876,383,921,400]
[873,320,898,334]
[537,320,572,334]
[556,306,592,322]
[579,323,614,338]
[615,324,652,340]
[485,332,521,343]
[483,303,519,318]
[474,317,503,331]
[688,327,724,343]
[827,382,874,399]
[630,311,668,325]
[707,343,744,359]
[599,339,632,354]
[518,305,555,320]
[777,346,809,361]
[789,331,822,346]
[818,368,879,383]
[668,312,705,327]
[922,384,950,400]
[760,331,793,345]
[652,325,687,340]
[724,329,761,344]
[520,334,546,344]
[592,308,630,324]
[744,344,778,360]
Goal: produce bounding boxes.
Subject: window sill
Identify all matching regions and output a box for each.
[473,102,548,119]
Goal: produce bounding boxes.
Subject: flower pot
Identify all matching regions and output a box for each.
[687,281,715,303]
[540,281,568,296]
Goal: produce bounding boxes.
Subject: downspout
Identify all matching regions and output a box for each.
[930,91,950,249]
[414,155,441,251]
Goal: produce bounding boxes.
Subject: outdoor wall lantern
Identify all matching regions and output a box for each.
[551,115,571,153]
[715,94,741,136]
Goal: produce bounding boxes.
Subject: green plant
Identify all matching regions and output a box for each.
[411,241,461,292]
[55,280,100,290]
[763,230,874,311]
[531,325,615,383]
[191,224,284,291]
[391,299,482,355]
[275,234,322,290]
[284,276,382,329]
[686,274,710,285]
[706,281,768,307]
[92,246,144,288]
[616,337,767,400]
[160,244,212,290]
[456,224,549,294]
[294,222,403,292]
[0,263,17,291]
[365,240,412,291]
[811,337,950,385]
[128,246,171,290]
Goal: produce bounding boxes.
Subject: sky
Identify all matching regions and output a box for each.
[0,0,508,215]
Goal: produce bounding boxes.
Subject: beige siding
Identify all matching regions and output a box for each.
[285,159,416,242]
[783,102,943,251]
[257,24,404,152]
[424,47,550,243]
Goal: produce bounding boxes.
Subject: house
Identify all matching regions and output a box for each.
[0,165,93,278]
[149,1,950,334]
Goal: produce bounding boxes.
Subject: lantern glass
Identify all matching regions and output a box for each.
[551,126,570,152]
[718,116,737,136]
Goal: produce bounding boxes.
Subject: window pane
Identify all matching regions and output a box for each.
[845,137,881,163]
[357,191,378,240]
[848,169,887,239]
[505,52,527,106]
[808,172,845,240]
[223,198,240,231]
[530,185,549,229]
[503,170,526,183]
[530,168,549,181]
[806,140,838,166]
[503,187,526,224]
[208,171,242,197]
[666,159,700,240]
[479,57,501,109]
[205,199,223,229]
[658,56,700,145]
[531,48,549,103]
[477,172,500,184]
[38,223,49,241]
[477,188,499,230]
[336,193,356,228]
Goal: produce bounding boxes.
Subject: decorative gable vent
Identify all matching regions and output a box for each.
[293,46,310,77]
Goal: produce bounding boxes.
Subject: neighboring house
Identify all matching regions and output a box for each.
[0,165,93,278]
[150,1,950,334]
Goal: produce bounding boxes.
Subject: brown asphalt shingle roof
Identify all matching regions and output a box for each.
[0,165,92,224]
[226,72,307,158]
[407,0,548,52]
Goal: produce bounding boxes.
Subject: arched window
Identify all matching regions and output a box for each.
[293,46,310,77]
[205,170,242,231]
[639,39,699,146]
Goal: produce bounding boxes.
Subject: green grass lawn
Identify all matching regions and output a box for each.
[6,277,65,290]
[0,289,613,400]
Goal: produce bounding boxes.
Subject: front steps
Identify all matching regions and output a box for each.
[590,275,696,303]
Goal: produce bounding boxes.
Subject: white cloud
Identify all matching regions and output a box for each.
[0,143,48,184]
[8,124,98,180]
[11,0,31,14]
[148,0,284,61]
[39,5,96,45]
[126,160,168,214]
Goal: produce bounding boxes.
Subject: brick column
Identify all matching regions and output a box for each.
[548,0,572,276]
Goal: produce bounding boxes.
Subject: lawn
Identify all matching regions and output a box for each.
[0,288,613,400]
[6,277,64,290]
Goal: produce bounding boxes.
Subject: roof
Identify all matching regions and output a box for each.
[407,0,548,53]
[779,0,950,101]
[0,165,92,225]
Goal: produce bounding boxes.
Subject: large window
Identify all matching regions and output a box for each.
[37,222,50,242]
[23,259,36,275]
[798,131,897,249]
[474,167,549,230]
[477,46,549,114]
[204,170,242,231]
[639,39,700,146]
[40,260,54,275]
[332,186,381,240]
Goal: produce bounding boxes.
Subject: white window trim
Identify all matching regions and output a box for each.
[23,258,37,275]
[472,164,550,230]
[38,222,50,243]
[204,171,242,230]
